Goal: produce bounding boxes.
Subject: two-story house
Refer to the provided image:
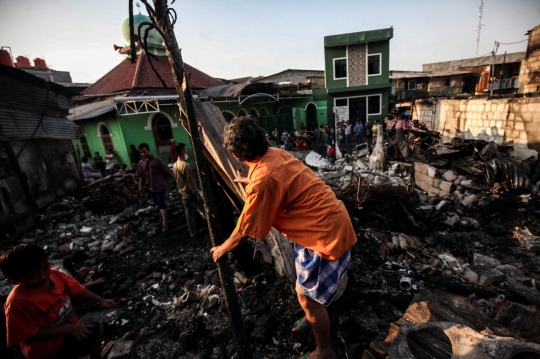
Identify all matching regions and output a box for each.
[324,28,393,125]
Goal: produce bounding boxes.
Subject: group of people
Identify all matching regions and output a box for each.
[81,149,127,183]
[3,115,360,359]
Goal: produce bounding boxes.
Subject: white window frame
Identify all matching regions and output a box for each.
[408,80,417,90]
[333,93,383,120]
[367,94,382,115]
[367,53,382,77]
[333,57,348,80]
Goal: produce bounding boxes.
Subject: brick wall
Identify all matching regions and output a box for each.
[412,97,540,160]
[519,24,540,94]
[348,44,366,87]
[414,162,453,196]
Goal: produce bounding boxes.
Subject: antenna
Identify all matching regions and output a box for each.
[476,0,485,57]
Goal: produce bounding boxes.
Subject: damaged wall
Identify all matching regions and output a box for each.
[519,24,540,94]
[412,97,540,160]
[0,139,81,234]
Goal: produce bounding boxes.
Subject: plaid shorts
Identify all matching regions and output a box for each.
[294,244,351,306]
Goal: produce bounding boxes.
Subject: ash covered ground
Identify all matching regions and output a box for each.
[1,172,540,359]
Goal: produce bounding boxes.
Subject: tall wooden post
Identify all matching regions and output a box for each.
[141,1,251,357]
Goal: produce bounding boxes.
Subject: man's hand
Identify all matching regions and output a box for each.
[69,323,94,340]
[210,246,226,262]
[233,167,249,184]
[100,298,116,308]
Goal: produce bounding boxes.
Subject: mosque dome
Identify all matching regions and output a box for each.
[121,14,163,46]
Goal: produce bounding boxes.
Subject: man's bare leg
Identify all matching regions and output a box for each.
[160,208,167,228]
[296,292,334,359]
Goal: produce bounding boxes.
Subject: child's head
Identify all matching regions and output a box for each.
[0,244,50,289]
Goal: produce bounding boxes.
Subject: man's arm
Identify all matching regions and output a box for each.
[210,229,250,262]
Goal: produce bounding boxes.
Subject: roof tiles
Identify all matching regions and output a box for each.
[82,53,224,95]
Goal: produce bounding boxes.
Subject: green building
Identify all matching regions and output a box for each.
[323,28,393,125]
[70,14,224,170]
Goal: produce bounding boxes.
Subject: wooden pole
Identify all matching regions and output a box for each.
[141,1,251,357]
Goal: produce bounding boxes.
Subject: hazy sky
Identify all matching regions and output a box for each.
[1,0,538,84]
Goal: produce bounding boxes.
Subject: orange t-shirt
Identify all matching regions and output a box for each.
[235,147,357,260]
[5,268,85,359]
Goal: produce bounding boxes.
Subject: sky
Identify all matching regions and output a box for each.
[0,0,538,84]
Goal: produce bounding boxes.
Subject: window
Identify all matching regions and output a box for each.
[445,78,451,87]
[100,124,114,152]
[367,95,381,114]
[334,58,347,79]
[408,80,417,90]
[367,54,381,76]
[79,135,91,157]
[237,109,247,117]
[259,107,269,117]
[336,99,347,107]
[152,115,173,147]
[249,108,258,117]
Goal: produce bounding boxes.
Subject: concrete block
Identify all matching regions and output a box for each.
[435,200,449,211]
[432,178,441,188]
[496,120,503,128]
[508,113,515,120]
[442,170,457,182]
[463,265,505,286]
[489,120,496,127]
[473,253,501,267]
[439,181,454,193]
[497,104,505,112]
[461,194,477,207]
[427,165,437,178]
[494,112,502,120]
[414,162,427,174]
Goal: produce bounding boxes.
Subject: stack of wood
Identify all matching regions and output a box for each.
[81,173,138,214]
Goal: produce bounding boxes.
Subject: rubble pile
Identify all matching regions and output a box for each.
[81,173,139,214]
[1,140,540,358]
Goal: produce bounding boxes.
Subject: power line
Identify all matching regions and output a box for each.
[498,39,527,45]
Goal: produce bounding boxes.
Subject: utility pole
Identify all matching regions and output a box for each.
[138,1,251,357]
[490,41,499,96]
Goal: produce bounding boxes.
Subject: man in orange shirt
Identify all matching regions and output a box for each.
[211,116,356,359]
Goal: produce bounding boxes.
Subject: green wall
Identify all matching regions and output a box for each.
[367,40,390,86]
[324,46,347,90]
[327,87,390,125]
[74,105,195,171]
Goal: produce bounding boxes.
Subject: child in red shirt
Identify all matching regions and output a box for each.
[1,244,115,359]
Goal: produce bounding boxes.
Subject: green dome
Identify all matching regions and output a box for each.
[122,14,163,46]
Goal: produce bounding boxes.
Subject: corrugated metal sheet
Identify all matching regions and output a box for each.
[68,100,115,121]
[198,82,277,99]
[0,109,80,140]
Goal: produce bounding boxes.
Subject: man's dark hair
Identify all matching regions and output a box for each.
[81,156,88,163]
[0,244,48,280]
[138,143,150,150]
[224,116,269,162]
[174,143,186,155]
[130,144,136,150]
